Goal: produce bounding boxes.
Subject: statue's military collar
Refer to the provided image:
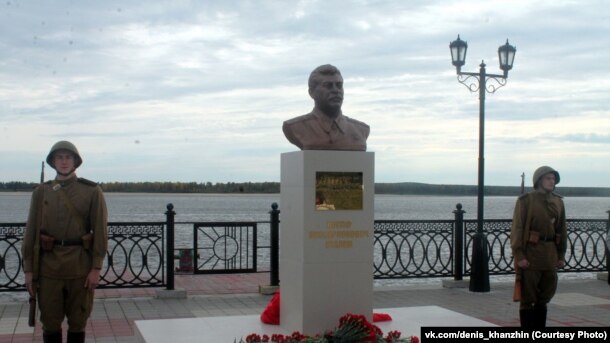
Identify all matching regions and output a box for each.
[311,108,346,134]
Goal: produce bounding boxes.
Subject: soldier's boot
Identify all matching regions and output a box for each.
[533,305,547,328]
[519,309,535,328]
[67,331,85,343]
[43,330,62,343]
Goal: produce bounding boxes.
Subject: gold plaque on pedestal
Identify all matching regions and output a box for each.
[315,172,363,210]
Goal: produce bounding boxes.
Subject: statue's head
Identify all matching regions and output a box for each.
[308,64,342,89]
[308,64,344,117]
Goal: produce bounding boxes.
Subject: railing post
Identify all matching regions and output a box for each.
[453,203,465,281]
[166,203,175,290]
[269,202,280,287]
[606,209,610,285]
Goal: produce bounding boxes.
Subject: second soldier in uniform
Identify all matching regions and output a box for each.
[510,166,567,328]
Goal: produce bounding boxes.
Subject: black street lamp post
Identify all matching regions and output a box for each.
[449,35,516,292]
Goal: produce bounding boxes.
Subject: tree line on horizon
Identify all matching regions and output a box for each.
[1,181,610,197]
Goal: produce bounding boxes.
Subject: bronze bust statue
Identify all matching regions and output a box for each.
[283,64,370,151]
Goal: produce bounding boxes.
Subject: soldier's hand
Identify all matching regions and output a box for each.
[556,260,565,269]
[517,258,530,269]
[25,272,34,296]
[84,268,101,292]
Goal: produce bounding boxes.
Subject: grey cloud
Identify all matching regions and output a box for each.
[559,133,610,144]
[1,1,609,186]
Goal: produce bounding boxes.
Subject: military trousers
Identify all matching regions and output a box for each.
[38,276,94,333]
[519,269,558,310]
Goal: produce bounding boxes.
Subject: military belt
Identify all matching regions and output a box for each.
[539,235,555,242]
[53,238,83,246]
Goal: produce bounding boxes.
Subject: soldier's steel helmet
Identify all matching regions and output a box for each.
[532,166,560,187]
[46,141,82,168]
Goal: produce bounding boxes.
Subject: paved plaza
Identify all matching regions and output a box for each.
[1,273,609,342]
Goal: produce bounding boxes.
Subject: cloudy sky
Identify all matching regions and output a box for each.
[1,0,609,187]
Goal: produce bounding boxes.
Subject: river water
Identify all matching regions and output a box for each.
[1,192,609,223]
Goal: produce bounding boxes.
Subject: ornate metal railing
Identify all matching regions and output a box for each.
[462,218,610,275]
[555,219,608,272]
[1,203,608,292]
[464,219,513,275]
[101,222,165,288]
[374,220,455,278]
[372,217,609,279]
[0,222,165,292]
[0,223,25,291]
[193,222,258,274]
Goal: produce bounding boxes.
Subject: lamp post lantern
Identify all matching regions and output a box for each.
[498,40,517,77]
[449,35,516,292]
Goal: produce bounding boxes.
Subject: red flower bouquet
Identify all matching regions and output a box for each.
[237,313,419,343]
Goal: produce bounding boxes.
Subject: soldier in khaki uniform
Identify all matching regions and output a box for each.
[282,64,370,151]
[510,166,567,328]
[22,141,108,343]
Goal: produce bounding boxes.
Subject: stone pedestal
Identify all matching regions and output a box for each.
[280,151,374,335]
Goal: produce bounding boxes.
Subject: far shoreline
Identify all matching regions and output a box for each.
[2,180,610,197]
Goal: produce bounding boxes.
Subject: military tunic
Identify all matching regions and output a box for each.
[23,175,108,277]
[22,175,108,332]
[282,108,370,151]
[510,191,567,309]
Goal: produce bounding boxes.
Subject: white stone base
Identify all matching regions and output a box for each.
[134,306,496,342]
[280,151,375,334]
